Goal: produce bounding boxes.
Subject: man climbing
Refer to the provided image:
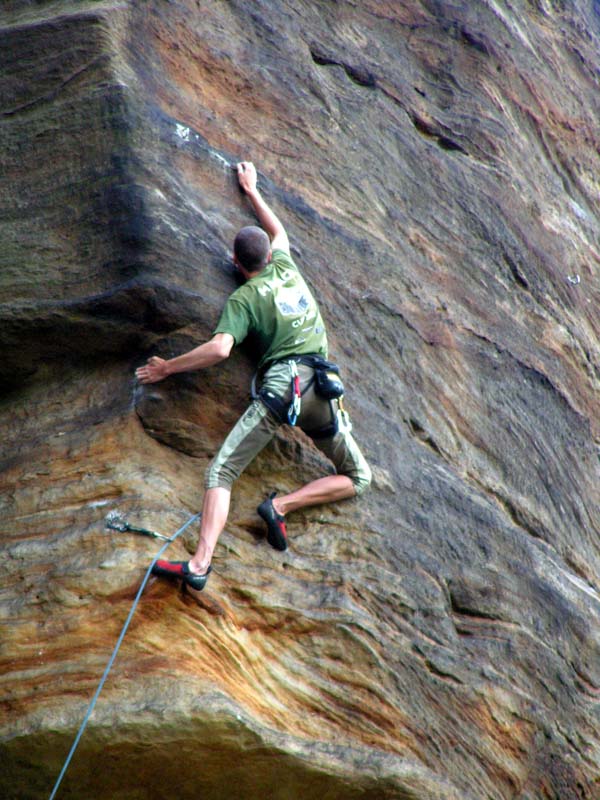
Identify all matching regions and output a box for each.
[135,162,371,590]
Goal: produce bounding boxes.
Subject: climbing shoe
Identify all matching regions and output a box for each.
[151,560,212,591]
[257,492,288,551]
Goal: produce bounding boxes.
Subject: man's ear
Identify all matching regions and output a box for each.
[234,259,253,282]
[267,248,273,263]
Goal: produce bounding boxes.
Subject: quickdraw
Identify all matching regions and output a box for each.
[287,361,302,425]
[105,510,171,541]
[336,396,352,434]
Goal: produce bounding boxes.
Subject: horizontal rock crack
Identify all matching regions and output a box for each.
[309,45,471,158]
[410,112,469,154]
[309,46,377,88]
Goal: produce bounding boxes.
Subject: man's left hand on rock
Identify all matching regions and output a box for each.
[135,356,169,384]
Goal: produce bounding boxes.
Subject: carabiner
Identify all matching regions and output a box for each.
[287,362,302,425]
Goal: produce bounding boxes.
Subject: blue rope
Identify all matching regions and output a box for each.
[48,511,201,800]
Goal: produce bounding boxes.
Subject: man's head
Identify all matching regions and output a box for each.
[233,226,271,274]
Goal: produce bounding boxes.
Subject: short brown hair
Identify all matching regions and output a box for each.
[234,226,270,272]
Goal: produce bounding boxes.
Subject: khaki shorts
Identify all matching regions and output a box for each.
[205,361,371,494]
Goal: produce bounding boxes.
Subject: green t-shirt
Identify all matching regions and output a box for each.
[214,249,328,369]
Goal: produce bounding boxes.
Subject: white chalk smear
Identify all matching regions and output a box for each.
[175,123,190,141]
[174,122,231,169]
[570,199,588,221]
[209,148,232,170]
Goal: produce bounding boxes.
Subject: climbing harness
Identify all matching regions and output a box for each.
[47,510,201,800]
[251,354,346,435]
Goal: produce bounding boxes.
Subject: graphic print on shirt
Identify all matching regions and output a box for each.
[275,286,311,317]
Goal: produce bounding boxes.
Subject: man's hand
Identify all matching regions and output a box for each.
[237,161,290,254]
[135,335,234,384]
[237,161,257,195]
[135,356,170,384]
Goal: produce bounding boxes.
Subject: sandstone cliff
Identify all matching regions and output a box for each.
[2,1,600,799]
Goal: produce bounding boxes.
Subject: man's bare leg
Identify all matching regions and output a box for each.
[188,486,231,575]
[189,477,353,573]
[271,474,354,517]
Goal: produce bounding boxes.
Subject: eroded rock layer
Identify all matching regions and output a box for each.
[1,1,600,798]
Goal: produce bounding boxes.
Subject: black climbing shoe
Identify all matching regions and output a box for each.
[151,560,212,591]
[257,492,288,551]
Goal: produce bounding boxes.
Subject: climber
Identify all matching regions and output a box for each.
[135,161,371,590]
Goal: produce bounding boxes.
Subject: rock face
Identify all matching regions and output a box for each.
[2,1,600,798]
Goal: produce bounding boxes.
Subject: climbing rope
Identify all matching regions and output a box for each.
[48,510,201,800]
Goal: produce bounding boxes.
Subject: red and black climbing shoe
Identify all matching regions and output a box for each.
[151,560,212,591]
[257,492,288,551]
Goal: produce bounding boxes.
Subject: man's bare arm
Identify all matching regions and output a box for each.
[237,162,290,254]
[135,333,235,384]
